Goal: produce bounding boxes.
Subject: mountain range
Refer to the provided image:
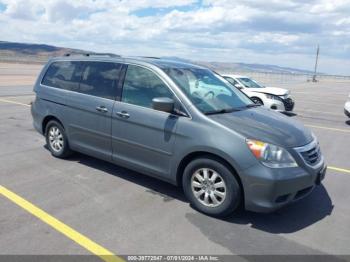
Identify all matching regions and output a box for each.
[0,41,315,74]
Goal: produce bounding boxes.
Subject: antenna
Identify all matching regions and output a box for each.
[312,45,319,82]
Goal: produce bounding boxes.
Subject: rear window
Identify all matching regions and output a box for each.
[42,61,122,100]
[42,61,81,91]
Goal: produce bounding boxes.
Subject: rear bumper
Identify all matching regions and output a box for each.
[31,97,44,135]
[241,161,326,213]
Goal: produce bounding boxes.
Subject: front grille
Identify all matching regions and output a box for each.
[300,144,321,165]
[283,98,294,111]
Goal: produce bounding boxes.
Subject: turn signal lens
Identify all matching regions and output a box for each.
[246,139,298,168]
[246,139,267,159]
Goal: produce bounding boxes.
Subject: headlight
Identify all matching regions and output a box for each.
[246,139,298,168]
[265,94,282,101]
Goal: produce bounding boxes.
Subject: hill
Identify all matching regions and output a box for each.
[0,41,315,74]
[0,41,90,64]
[162,56,315,74]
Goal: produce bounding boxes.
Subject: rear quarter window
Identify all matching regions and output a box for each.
[41,61,81,91]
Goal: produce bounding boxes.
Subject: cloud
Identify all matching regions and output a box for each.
[0,0,349,75]
[309,0,350,13]
[1,0,44,20]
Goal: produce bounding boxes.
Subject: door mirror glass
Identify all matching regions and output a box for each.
[152,97,174,113]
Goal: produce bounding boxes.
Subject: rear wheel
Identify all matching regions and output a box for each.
[45,120,72,158]
[182,157,241,217]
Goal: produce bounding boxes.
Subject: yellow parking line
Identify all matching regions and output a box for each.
[0,185,123,262]
[328,166,350,174]
[305,124,350,133]
[0,98,30,107]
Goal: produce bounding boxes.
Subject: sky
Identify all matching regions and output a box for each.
[0,0,349,75]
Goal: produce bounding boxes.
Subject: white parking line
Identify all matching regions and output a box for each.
[0,98,31,107]
[297,109,341,116]
[295,100,342,106]
[305,124,350,133]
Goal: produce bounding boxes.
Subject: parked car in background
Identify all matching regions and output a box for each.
[222,74,295,112]
[31,56,326,217]
[345,94,350,118]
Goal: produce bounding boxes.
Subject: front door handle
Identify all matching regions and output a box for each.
[116,111,130,119]
[96,106,108,113]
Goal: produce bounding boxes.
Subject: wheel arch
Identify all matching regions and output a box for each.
[176,151,245,203]
[42,115,64,135]
[250,96,264,105]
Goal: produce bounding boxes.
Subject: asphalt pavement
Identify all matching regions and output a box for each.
[0,72,350,261]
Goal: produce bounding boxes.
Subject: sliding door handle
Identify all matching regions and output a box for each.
[96,106,108,113]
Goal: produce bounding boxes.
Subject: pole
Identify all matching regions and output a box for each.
[312,45,319,82]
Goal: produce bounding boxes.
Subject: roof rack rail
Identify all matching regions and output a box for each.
[63,53,121,58]
[140,56,161,59]
[85,53,121,58]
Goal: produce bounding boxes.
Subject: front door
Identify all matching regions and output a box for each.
[111,64,178,177]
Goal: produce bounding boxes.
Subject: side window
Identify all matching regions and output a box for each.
[121,65,173,109]
[224,77,238,86]
[79,62,122,99]
[42,61,81,91]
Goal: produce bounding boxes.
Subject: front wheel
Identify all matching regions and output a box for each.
[182,158,241,217]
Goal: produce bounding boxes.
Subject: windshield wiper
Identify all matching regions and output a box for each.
[204,108,241,115]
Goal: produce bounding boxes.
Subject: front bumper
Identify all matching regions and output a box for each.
[345,103,350,118]
[283,97,295,111]
[266,97,294,112]
[241,160,326,213]
[345,109,350,118]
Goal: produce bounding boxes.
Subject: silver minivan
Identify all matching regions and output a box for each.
[31,55,327,217]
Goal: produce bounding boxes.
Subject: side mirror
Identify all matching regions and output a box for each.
[235,84,243,89]
[152,97,175,113]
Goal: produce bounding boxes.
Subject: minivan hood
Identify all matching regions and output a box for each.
[208,107,312,148]
[247,87,289,96]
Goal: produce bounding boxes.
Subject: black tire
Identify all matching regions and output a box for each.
[182,157,241,217]
[251,97,263,105]
[45,120,72,158]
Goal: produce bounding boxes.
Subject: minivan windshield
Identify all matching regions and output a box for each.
[163,67,254,114]
[238,77,264,88]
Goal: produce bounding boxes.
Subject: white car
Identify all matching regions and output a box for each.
[345,94,350,118]
[222,74,295,112]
